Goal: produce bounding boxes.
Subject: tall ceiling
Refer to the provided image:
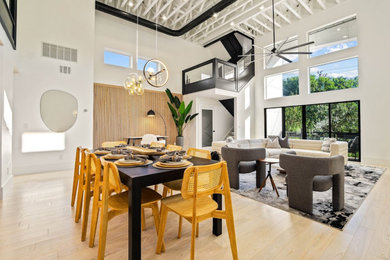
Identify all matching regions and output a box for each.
[97,0,345,46]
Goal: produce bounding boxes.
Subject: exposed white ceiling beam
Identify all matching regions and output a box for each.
[164,0,189,21]
[316,0,327,9]
[275,8,291,24]
[133,0,143,12]
[143,0,158,16]
[252,17,272,31]
[244,21,264,35]
[262,12,281,28]
[174,0,206,25]
[120,0,128,8]
[153,0,174,19]
[296,0,313,14]
[283,2,302,19]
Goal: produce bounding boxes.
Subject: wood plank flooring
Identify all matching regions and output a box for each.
[0,167,389,260]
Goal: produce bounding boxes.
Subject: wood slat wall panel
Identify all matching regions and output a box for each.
[93,83,181,149]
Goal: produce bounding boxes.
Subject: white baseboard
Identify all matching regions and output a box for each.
[13,162,73,175]
[362,156,390,168]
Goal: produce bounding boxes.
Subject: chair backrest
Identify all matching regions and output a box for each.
[181,162,229,199]
[166,144,182,151]
[74,146,82,174]
[101,160,123,195]
[187,148,211,160]
[102,141,127,148]
[141,134,158,145]
[150,141,165,148]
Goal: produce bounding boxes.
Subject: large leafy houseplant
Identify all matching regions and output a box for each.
[165,88,198,138]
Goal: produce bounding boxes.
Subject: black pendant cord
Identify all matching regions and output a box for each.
[272,0,276,51]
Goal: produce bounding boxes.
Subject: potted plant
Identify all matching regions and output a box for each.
[165,88,198,146]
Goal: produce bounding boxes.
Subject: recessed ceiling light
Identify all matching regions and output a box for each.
[162,15,167,21]
[230,22,235,26]
[337,28,341,31]
[128,1,134,7]
[260,5,265,10]
[213,13,218,18]
[343,35,348,38]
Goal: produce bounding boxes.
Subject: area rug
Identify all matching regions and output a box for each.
[232,164,386,229]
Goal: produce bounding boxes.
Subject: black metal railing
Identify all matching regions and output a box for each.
[182,49,254,95]
[0,0,17,49]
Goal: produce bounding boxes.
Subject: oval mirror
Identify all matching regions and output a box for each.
[40,90,78,132]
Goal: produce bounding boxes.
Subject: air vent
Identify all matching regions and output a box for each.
[60,65,71,74]
[42,42,77,62]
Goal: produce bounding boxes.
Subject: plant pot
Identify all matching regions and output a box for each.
[176,136,184,146]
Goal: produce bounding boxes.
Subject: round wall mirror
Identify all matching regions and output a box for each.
[40,90,78,132]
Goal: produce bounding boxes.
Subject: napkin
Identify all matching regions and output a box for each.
[166,151,186,157]
[124,154,148,162]
[159,151,185,162]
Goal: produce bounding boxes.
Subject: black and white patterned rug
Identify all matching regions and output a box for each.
[232,164,386,229]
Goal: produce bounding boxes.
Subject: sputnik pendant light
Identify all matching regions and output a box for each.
[124,6,144,96]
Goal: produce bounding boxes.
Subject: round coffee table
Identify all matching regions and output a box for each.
[258,158,279,197]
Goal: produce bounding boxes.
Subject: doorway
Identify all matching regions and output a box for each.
[202,109,213,147]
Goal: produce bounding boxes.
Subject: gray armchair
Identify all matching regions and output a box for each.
[279,153,345,214]
[221,146,266,189]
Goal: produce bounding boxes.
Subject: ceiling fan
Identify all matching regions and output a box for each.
[240,0,314,65]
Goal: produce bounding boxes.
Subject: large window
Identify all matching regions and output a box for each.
[309,57,358,93]
[309,16,357,58]
[137,57,159,72]
[265,70,299,99]
[265,100,360,161]
[264,37,299,69]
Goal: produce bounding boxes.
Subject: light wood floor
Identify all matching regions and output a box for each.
[0,167,389,260]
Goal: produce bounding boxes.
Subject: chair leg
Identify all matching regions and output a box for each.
[162,186,169,198]
[177,216,182,239]
[81,187,91,241]
[190,218,197,260]
[141,208,146,231]
[154,184,158,191]
[225,194,238,260]
[98,202,109,260]
[75,180,84,223]
[151,203,165,252]
[89,195,100,248]
[71,173,79,207]
[196,222,199,238]
[156,204,168,254]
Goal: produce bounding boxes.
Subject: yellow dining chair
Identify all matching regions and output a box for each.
[89,160,164,260]
[150,141,165,148]
[71,146,82,207]
[156,162,238,260]
[162,148,212,238]
[75,148,91,223]
[101,141,127,148]
[166,144,182,151]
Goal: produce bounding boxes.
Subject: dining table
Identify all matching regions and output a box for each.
[116,156,222,260]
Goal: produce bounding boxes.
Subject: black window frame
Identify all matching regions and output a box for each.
[264,100,361,162]
[0,0,17,49]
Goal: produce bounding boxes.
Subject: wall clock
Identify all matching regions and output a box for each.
[143,59,169,88]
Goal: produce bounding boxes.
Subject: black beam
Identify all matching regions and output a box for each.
[95,0,238,37]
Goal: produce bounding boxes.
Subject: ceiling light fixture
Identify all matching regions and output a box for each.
[260,5,265,10]
[343,35,348,38]
[337,28,341,31]
[128,1,134,7]
[213,13,218,18]
[162,15,167,21]
[230,21,235,26]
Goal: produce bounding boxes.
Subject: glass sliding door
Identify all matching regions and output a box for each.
[305,104,329,140]
[266,108,282,137]
[284,106,302,139]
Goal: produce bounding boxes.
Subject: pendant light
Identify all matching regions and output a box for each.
[124,6,144,96]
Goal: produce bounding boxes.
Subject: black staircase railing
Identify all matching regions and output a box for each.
[182,49,254,95]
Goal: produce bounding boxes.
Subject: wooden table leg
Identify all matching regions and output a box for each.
[258,174,269,192]
[128,181,141,260]
[212,194,222,236]
[269,175,279,197]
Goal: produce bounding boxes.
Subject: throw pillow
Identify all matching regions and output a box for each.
[278,136,290,148]
[321,137,336,152]
[268,135,279,141]
[266,138,281,149]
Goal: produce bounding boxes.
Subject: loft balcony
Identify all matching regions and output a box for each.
[182,49,255,95]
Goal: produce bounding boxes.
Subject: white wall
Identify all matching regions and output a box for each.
[0,25,16,198]
[12,0,95,175]
[254,0,390,166]
[94,12,214,94]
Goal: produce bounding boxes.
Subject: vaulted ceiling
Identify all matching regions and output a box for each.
[97,0,345,46]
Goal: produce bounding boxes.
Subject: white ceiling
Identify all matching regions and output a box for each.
[98,0,345,46]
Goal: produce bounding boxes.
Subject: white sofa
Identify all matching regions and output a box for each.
[212,138,349,165]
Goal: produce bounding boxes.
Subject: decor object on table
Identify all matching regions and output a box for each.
[165,88,198,146]
[40,90,78,132]
[232,163,385,229]
[140,134,158,145]
[147,109,167,138]
[123,7,144,96]
[221,146,266,189]
[280,153,345,215]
